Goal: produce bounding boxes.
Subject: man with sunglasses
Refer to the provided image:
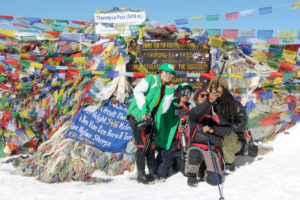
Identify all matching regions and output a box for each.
[154,82,193,180]
[127,63,177,184]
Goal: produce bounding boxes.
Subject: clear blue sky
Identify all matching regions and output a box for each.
[0,0,299,32]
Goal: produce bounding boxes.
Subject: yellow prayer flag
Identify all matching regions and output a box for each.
[284,58,296,64]
[53,90,59,103]
[273,77,282,84]
[229,73,243,79]
[92,71,105,75]
[0,29,18,38]
[115,24,127,34]
[0,43,5,51]
[42,99,47,107]
[252,50,266,63]
[73,57,87,63]
[51,81,61,87]
[282,49,297,60]
[46,117,53,125]
[297,70,300,78]
[117,56,125,65]
[19,111,30,119]
[124,36,134,43]
[192,28,205,35]
[278,30,297,41]
[102,78,111,83]
[209,36,223,47]
[66,26,78,33]
[190,16,203,20]
[25,128,34,138]
[139,27,146,39]
[30,62,43,69]
[291,2,300,9]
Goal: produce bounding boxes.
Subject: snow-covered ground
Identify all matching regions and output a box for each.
[1,123,299,200]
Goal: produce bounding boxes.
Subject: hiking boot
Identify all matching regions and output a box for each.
[148,169,160,182]
[137,170,150,184]
[225,163,236,172]
[187,174,198,187]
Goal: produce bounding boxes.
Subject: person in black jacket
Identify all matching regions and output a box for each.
[208,76,248,172]
[185,86,233,187]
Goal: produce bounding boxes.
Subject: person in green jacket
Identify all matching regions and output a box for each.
[127,63,177,184]
[155,83,193,179]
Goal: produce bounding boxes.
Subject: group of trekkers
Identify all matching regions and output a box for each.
[126,63,248,187]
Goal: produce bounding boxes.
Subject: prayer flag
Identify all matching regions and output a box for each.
[206,29,221,36]
[225,12,238,20]
[206,14,219,21]
[239,9,254,17]
[266,37,279,44]
[0,15,13,20]
[291,2,300,9]
[190,16,203,20]
[55,19,69,24]
[240,29,256,38]
[175,19,188,25]
[278,30,297,41]
[222,29,238,39]
[259,7,272,15]
[115,24,127,34]
[71,20,87,25]
[257,30,273,40]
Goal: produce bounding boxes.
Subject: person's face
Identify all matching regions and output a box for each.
[179,87,192,104]
[160,71,174,84]
[210,84,223,97]
[196,91,209,105]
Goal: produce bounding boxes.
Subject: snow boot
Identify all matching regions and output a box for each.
[225,163,236,172]
[187,173,198,187]
[148,168,160,182]
[137,170,150,184]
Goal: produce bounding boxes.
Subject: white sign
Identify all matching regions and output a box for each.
[94,11,146,36]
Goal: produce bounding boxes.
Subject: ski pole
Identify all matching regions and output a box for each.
[207,139,224,200]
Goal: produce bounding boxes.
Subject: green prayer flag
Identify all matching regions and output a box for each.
[80,69,92,76]
[21,35,37,42]
[52,24,65,32]
[63,57,73,62]
[42,18,54,24]
[206,14,219,21]
[283,71,296,78]
[267,58,279,71]
[55,19,69,24]
[18,60,30,68]
[129,25,141,34]
[247,118,260,128]
[206,29,221,36]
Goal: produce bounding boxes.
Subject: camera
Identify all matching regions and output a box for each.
[137,114,153,130]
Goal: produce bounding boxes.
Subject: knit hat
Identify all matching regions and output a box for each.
[208,76,229,91]
[193,88,208,103]
[158,63,177,76]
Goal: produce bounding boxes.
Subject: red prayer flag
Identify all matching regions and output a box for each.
[285,44,300,52]
[12,23,30,28]
[41,31,61,38]
[0,15,13,20]
[92,44,103,55]
[266,37,279,44]
[71,20,87,25]
[222,29,238,39]
[225,12,238,20]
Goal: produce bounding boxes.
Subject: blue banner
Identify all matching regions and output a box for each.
[66,101,133,152]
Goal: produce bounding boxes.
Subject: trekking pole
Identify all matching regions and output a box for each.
[215,55,229,92]
[207,139,224,200]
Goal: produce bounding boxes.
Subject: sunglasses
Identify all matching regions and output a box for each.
[199,93,209,98]
[181,89,192,95]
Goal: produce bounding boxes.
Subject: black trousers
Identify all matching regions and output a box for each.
[128,116,156,172]
[157,139,185,178]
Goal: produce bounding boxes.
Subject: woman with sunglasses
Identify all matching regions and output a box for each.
[127,63,177,184]
[185,85,234,187]
[154,82,193,180]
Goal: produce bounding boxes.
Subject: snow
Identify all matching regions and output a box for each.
[1,124,300,200]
